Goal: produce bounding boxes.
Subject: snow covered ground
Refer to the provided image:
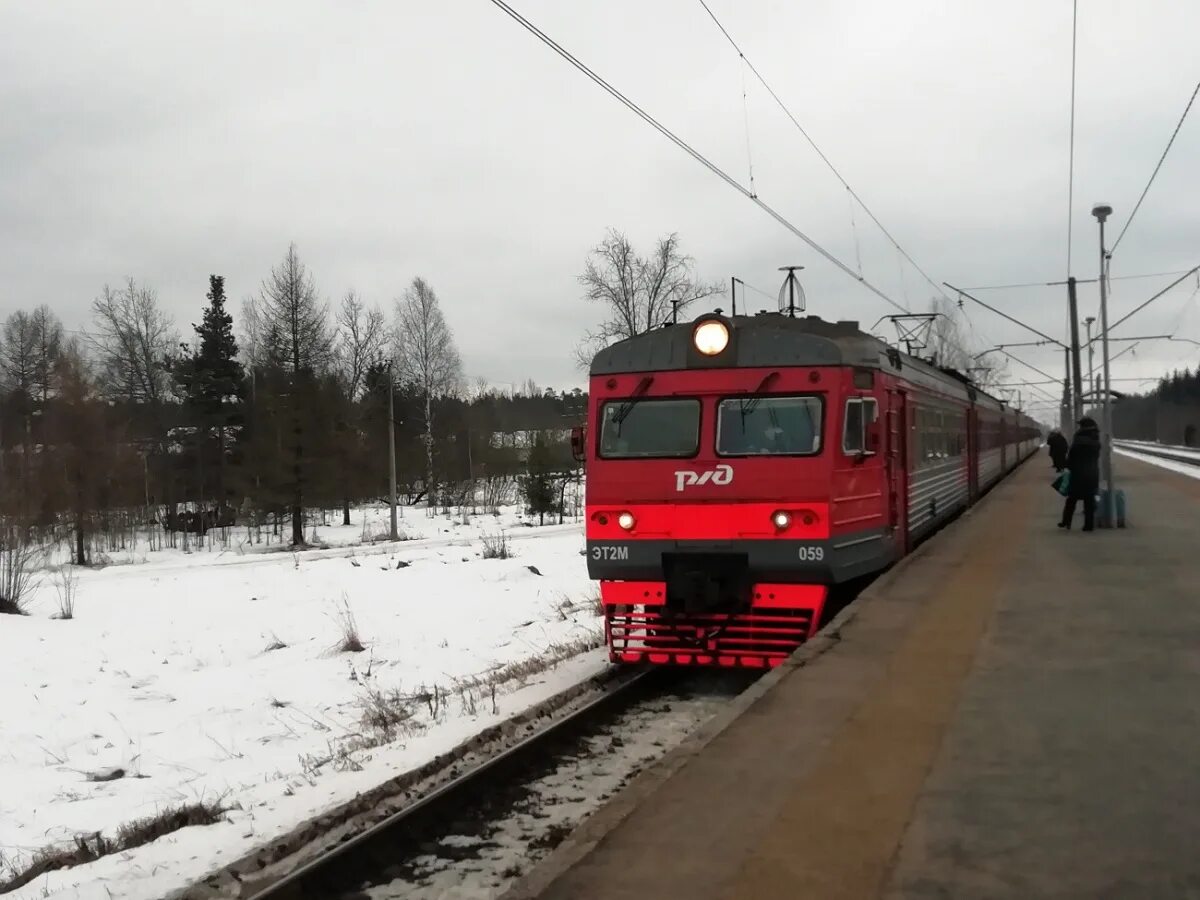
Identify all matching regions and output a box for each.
[1,504,605,900]
[50,489,585,571]
[1115,443,1200,480]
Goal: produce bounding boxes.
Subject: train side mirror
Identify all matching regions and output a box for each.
[865,419,881,454]
[861,398,880,457]
[570,425,586,462]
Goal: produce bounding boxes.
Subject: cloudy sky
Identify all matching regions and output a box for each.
[2,1,1197,410]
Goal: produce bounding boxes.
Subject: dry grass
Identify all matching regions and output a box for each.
[482,632,602,687]
[0,800,225,893]
[263,632,288,652]
[358,686,420,741]
[329,631,603,768]
[481,530,512,560]
[333,595,365,653]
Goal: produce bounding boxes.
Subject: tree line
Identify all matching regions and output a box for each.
[1112,367,1200,445]
[0,243,585,563]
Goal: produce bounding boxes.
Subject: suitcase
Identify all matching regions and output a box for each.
[1097,489,1127,528]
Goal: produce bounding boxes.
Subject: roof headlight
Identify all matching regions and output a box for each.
[693,320,730,356]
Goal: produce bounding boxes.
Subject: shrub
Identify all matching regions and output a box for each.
[0,531,40,616]
[481,531,511,560]
[53,565,79,620]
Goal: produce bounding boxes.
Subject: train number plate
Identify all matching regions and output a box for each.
[797,545,826,561]
[591,545,629,561]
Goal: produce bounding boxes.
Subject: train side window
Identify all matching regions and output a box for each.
[843,399,864,454]
[842,397,877,455]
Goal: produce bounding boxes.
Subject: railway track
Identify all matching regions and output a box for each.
[246,666,758,900]
[1114,440,1200,468]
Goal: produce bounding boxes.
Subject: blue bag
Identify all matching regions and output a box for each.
[1052,471,1071,496]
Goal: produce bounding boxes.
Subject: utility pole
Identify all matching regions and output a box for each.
[1061,347,1072,434]
[388,361,398,541]
[1066,277,1085,424]
[730,276,743,316]
[1084,317,1096,404]
[1092,203,1117,527]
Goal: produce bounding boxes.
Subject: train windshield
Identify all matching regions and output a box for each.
[717,395,823,456]
[599,398,700,458]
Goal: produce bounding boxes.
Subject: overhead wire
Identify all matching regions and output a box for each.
[1097,263,1200,342]
[846,187,863,278]
[962,270,1196,291]
[486,0,910,314]
[694,0,939,305]
[1111,78,1200,252]
[738,56,757,197]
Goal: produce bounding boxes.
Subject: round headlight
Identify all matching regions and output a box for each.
[617,511,636,531]
[693,320,730,356]
[772,510,792,530]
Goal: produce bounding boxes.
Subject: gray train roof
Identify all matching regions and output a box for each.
[590,312,1019,413]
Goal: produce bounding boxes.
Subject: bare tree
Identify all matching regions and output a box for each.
[394,277,462,506]
[576,229,723,366]
[335,291,386,401]
[244,244,335,545]
[90,279,177,407]
[928,297,1005,388]
[2,307,62,515]
[28,305,64,406]
[247,243,334,375]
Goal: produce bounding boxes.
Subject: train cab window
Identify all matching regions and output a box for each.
[598,398,700,458]
[842,397,878,455]
[716,395,822,456]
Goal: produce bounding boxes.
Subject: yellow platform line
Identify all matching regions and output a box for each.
[722,476,1035,900]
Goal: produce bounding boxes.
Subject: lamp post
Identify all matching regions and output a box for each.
[387,360,398,541]
[1092,203,1116,527]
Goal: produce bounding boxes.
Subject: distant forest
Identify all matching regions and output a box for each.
[0,245,584,563]
[1112,368,1200,445]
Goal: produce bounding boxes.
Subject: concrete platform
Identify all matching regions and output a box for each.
[506,455,1200,900]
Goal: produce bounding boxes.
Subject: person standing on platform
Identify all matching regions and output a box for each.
[1046,430,1068,471]
[1058,417,1101,532]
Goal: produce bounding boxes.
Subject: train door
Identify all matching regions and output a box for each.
[1000,413,1008,470]
[967,405,979,500]
[886,388,908,554]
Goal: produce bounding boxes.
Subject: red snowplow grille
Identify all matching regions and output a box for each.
[602,581,826,669]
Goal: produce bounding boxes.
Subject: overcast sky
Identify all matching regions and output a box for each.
[2,1,1197,411]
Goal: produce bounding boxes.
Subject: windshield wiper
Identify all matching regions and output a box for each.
[740,371,780,422]
[613,375,654,426]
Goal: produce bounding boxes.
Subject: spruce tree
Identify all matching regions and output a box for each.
[522,432,558,525]
[175,276,245,519]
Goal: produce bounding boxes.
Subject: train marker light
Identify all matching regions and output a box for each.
[617,512,636,531]
[693,320,730,356]
[772,510,792,530]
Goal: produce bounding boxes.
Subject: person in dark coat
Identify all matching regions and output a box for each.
[1046,430,1068,471]
[1059,417,1101,531]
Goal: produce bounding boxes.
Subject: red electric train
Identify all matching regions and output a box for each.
[576,310,1041,669]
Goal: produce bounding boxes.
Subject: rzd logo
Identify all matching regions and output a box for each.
[674,464,733,492]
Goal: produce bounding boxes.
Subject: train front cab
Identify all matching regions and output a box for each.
[585,366,899,669]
